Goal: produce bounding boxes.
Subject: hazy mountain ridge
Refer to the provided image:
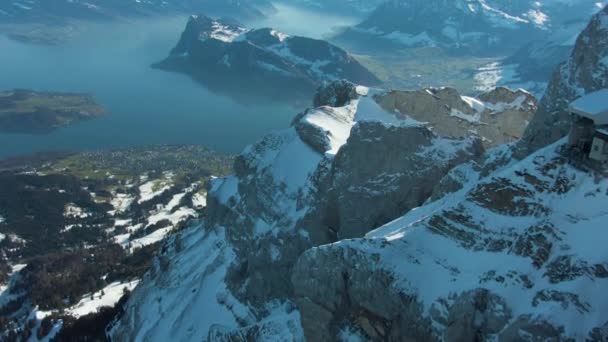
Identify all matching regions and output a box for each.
[336,0,605,54]
[154,15,380,103]
[0,0,274,23]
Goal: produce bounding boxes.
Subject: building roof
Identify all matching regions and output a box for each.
[569,89,608,125]
[596,128,608,137]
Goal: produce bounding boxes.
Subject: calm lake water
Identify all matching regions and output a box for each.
[0,4,361,159]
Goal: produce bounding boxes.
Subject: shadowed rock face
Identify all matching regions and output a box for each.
[518,6,608,157]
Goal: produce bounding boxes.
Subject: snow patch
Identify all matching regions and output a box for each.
[68,280,139,318]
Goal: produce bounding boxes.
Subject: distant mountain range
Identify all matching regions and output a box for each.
[154,15,380,103]
[0,0,275,23]
[283,0,384,14]
[336,0,606,54]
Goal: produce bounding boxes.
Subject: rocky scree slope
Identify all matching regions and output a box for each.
[109,80,554,341]
[154,15,380,102]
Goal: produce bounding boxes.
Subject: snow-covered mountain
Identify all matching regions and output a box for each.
[0,0,274,23]
[497,1,607,96]
[154,15,380,102]
[282,0,384,14]
[105,5,608,342]
[336,0,605,54]
[107,80,553,340]
[0,146,233,341]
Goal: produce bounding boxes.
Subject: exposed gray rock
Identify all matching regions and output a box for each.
[292,245,435,341]
[499,316,567,341]
[317,122,484,239]
[313,80,360,108]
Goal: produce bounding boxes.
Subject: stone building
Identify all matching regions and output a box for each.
[567,89,608,164]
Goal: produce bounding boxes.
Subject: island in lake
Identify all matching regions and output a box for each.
[0,89,105,134]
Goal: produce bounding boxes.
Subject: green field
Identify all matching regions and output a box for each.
[0,89,104,116]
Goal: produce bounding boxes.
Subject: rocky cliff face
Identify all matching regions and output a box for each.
[292,141,608,341]
[518,5,608,156]
[155,16,380,103]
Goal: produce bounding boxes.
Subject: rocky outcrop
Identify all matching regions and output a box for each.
[376,86,536,148]
[518,5,608,156]
[155,16,380,102]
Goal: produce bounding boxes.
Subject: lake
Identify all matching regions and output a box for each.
[0,4,361,159]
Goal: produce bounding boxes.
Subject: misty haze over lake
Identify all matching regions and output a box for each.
[0,4,360,159]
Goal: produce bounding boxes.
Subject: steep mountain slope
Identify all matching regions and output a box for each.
[518,5,608,156]
[0,146,233,341]
[109,82,546,340]
[498,2,607,97]
[154,16,380,102]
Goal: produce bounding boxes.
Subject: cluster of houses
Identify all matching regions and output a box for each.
[567,89,608,168]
